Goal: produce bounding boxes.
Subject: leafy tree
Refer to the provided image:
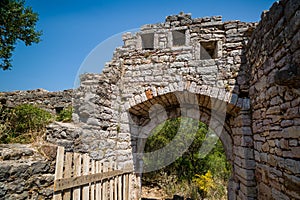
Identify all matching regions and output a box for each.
[144,118,211,181]
[142,117,231,198]
[0,0,41,70]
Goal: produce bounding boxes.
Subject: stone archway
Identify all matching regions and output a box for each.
[72,3,300,198]
[126,89,254,199]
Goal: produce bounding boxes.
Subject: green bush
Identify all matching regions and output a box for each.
[56,106,73,122]
[0,104,53,143]
[142,117,231,199]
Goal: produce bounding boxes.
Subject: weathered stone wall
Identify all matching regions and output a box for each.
[247,0,300,199]
[45,122,81,152]
[0,144,57,200]
[0,89,73,114]
[0,89,73,200]
[73,13,258,199]
[74,13,255,156]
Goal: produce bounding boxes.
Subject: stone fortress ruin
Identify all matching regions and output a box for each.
[0,0,299,199]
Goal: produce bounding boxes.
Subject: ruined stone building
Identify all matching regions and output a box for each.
[0,0,299,199]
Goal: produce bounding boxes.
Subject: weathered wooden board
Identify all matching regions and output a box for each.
[54,167,133,192]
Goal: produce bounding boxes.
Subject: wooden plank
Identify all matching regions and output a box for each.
[82,154,90,200]
[125,173,129,200]
[54,166,133,192]
[73,153,82,200]
[123,174,126,200]
[136,174,141,199]
[128,173,132,200]
[118,174,122,200]
[102,163,107,200]
[53,146,64,200]
[95,161,101,200]
[109,161,114,200]
[90,160,95,200]
[63,152,73,200]
[114,163,118,200]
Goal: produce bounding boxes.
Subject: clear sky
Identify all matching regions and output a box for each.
[0,0,276,92]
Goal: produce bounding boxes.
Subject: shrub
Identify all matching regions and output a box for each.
[56,106,73,122]
[193,170,215,198]
[0,104,53,143]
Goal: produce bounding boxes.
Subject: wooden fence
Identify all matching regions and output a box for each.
[53,146,134,200]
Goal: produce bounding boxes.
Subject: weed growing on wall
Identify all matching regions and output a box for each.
[56,106,73,122]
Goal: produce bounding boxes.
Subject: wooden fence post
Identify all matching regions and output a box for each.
[102,162,108,200]
[114,163,118,200]
[95,161,102,200]
[110,161,114,200]
[118,167,122,200]
[63,152,73,200]
[82,153,90,200]
[53,146,64,200]
[73,152,82,200]
[91,160,95,200]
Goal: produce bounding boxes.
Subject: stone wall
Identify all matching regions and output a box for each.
[0,89,73,114]
[0,90,73,200]
[247,0,300,199]
[73,2,300,198]
[73,13,258,199]
[0,144,57,200]
[74,13,256,158]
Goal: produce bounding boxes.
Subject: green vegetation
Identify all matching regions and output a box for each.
[142,117,231,199]
[56,106,73,122]
[0,104,53,143]
[0,0,41,70]
[0,103,74,144]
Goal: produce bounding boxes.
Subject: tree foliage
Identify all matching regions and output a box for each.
[142,117,232,199]
[0,0,41,70]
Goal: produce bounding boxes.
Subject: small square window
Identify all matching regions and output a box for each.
[141,33,154,50]
[172,30,186,46]
[200,41,217,60]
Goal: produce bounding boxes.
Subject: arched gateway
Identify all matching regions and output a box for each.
[72,1,300,199]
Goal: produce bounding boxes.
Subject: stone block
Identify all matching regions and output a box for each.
[284,158,300,174]
[271,188,289,200]
[283,126,300,139]
[283,147,300,159]
[289,139,298,147]
[235,164,255,181]
[258,183,272,199]
[280,138,289,149]
[283,173,300,199]
[261,142,270,152]
[239,184,257,198]
[266,106,281,115]
[234,156,256,169]
[254,134,266,142]
[234,146,254,159]
[281,120,294,127]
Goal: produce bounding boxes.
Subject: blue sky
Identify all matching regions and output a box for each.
[0,0,275,92]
